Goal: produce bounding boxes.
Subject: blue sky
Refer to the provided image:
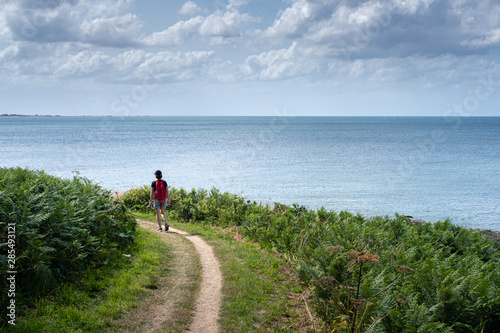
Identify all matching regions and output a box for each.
[1,0,500,116]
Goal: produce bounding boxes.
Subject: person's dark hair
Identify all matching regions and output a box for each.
[154,170,162,179]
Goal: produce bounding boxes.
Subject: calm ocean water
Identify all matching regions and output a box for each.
[1,116,499,230]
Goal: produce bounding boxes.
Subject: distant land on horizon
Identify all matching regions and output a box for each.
[1,113,62,117]
[1,114,498,118]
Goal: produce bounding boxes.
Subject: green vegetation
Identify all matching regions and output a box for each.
[134,211,309,332]
[0,167,136,330]
[2,167,499,332]
[4,228,173,332]
[120,185,150,212]
[127,186,500,332]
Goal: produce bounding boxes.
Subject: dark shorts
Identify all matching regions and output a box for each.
[154,199,167,209]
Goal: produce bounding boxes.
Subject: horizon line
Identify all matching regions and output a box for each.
[3,114,500,118]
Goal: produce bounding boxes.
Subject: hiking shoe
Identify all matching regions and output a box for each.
[164,223,169,231]
[156,227,162,232]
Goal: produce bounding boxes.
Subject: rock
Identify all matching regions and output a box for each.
[478,229,500,243]
[404,216,427,226]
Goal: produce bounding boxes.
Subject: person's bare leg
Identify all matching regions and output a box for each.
[160,207,167,224]
[160,207,168,230]
[155,208,162,229]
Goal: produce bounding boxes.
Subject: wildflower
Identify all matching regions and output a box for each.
[346,251,380,263]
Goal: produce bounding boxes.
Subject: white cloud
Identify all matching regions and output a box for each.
[142,16,204,47]
[349,60,365,77]
[55,50,110,77]
[0,3,16,40]
[179,1,202,15]
[83,0,134,18]
[451,0,500,50]
[139,50,215,81]
[0,44,73,80]
[393,0,436,15]
[0,41,220,85]
[1,0,500,117]
[462,29,500,48]
[227,0,250,10]
[2,0,497,58]
[259,0,500,59]
[263,0,322,38]
[243,42,320,80]
[143,9,256,47]
[199,10,254,37]
[0,45,20,61]
[1,1,79,42]
[110,49,147,72]
[80,14,142,47]
[0,0,141,47]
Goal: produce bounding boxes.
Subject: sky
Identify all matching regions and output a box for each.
[1,0,500,116]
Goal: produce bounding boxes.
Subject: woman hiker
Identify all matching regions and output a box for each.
[150,170,170,231]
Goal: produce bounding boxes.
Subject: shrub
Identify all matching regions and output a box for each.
[0,167,136,327]
[120,185,500,332]
[120,185,150,212]
[163,187,255,227]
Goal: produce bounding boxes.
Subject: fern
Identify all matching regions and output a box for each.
[119,184,500,332]
[0,167,136,327]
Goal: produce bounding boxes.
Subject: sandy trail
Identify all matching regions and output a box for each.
[173,228,222,332]
[138,220,222,333]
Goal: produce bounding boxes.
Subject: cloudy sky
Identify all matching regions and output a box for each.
[1,0,500,116]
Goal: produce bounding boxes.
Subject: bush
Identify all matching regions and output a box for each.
[0,167,136,326]
[242,209,500,332]
[120,185,150,212]
[121,185,500,332]
[152,187,255,227]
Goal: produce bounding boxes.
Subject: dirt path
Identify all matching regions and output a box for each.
[137,220,222,333]
[172,228,222,332]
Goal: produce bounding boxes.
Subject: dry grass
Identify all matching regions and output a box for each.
[109,220,201,333]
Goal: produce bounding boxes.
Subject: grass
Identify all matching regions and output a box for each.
[6,227,177,332]
[7,175,499,332]
[115,218,201,333]
[135,211,316,332]
[5,196,310,332]
[0,167,137,318]
[188,226,307,332]
[155,187,500,332]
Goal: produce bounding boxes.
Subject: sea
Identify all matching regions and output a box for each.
[1,116,499,230]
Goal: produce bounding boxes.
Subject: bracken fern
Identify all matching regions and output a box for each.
[0,167,136,327]
[121,185,500,332]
